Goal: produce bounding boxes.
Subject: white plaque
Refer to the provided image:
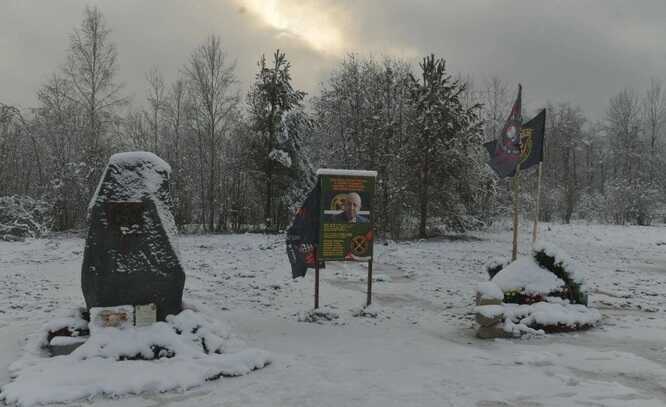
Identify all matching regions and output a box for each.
[134,303,157,327]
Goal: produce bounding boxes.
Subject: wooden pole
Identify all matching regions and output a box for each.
[532,162,543,243]
[314,247,320,309]
[366,259,373,307]
[512,165,522,261]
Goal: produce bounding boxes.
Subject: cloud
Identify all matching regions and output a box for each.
[233,0,348,55]
[1,0,666,120]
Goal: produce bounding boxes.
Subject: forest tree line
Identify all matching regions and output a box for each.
[1,6,665,239]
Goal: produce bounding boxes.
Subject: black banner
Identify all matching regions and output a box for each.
[517,109,545,172]
[286,182,323,278]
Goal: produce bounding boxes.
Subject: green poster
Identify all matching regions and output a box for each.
[317,169,377,261]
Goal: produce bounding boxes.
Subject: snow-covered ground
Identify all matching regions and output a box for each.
[1,221,666,406]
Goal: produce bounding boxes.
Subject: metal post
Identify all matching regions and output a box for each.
[314,247,320,309]
[367,259,373,307]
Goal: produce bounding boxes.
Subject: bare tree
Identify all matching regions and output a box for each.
[641,79,666,218]
[605,89,651,224]
[481,76,510,142]
[64,5,126,192]
[642,78,666,155]
[184,35,239,231]
[606,89,642,179]
[33,75,91,229]
[144,67,166,154]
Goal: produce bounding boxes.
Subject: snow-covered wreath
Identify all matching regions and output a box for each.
[475,241,601,338]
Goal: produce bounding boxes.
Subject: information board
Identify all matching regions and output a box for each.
[317,169,376,261]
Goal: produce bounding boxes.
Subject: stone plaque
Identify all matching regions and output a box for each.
[134,303,157,327]
[107,201,144,229]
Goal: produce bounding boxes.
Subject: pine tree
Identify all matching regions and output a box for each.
[247,49,306,231]
[278,109,316,215]
[407,55,482,237]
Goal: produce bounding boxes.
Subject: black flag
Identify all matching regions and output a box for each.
[517,109,546,172]
[487,85,522,178]
[484,108,546,175]
[286,181,323,278]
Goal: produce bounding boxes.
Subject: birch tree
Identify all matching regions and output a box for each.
[64,5,125,192]
[184,35,238,231]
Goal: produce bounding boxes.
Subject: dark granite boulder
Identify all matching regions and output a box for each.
[81,152,185,321]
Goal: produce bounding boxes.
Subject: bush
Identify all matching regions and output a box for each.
[0,195,51,240]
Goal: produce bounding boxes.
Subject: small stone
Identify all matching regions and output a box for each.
[476,312,503,327]
[47,342,84,356]
[476,292,503,306]
[477,324,510,339]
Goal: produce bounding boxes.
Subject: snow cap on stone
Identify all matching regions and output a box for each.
[477,281,504,300]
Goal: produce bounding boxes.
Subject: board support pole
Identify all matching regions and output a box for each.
[366,259,373,307]
[314,247,320,309]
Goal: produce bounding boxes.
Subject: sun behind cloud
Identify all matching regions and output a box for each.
[235,0,346,55]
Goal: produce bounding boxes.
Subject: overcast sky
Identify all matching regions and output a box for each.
[2,0,666,120]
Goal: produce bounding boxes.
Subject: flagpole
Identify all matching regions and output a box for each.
[511,165,521,261]
[532,162,543,243]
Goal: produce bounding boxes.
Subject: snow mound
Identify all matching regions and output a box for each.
[477,281,504,301]
[491,256,565,296]
[297,308,343,325]
[476,302,602,336]
[0,308,271,407]
[351,304,387,319]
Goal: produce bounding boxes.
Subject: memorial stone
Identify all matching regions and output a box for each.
[81,152,185,321]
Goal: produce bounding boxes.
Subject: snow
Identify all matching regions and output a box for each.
[42,308,88,335]
[316,168,378,177]
[49,336,86,346]
[2,307,270,406]
[1,221,666,406]
[268,149,292,168]
[491,256,565,295]
[533,239,585,285]
[476,302,602,331]
[108,151,172,174]
[1,349,269,407]
[477,281,504,300]
[89,152,171,212]
[475,304,504,318]
[518,302,601,326]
